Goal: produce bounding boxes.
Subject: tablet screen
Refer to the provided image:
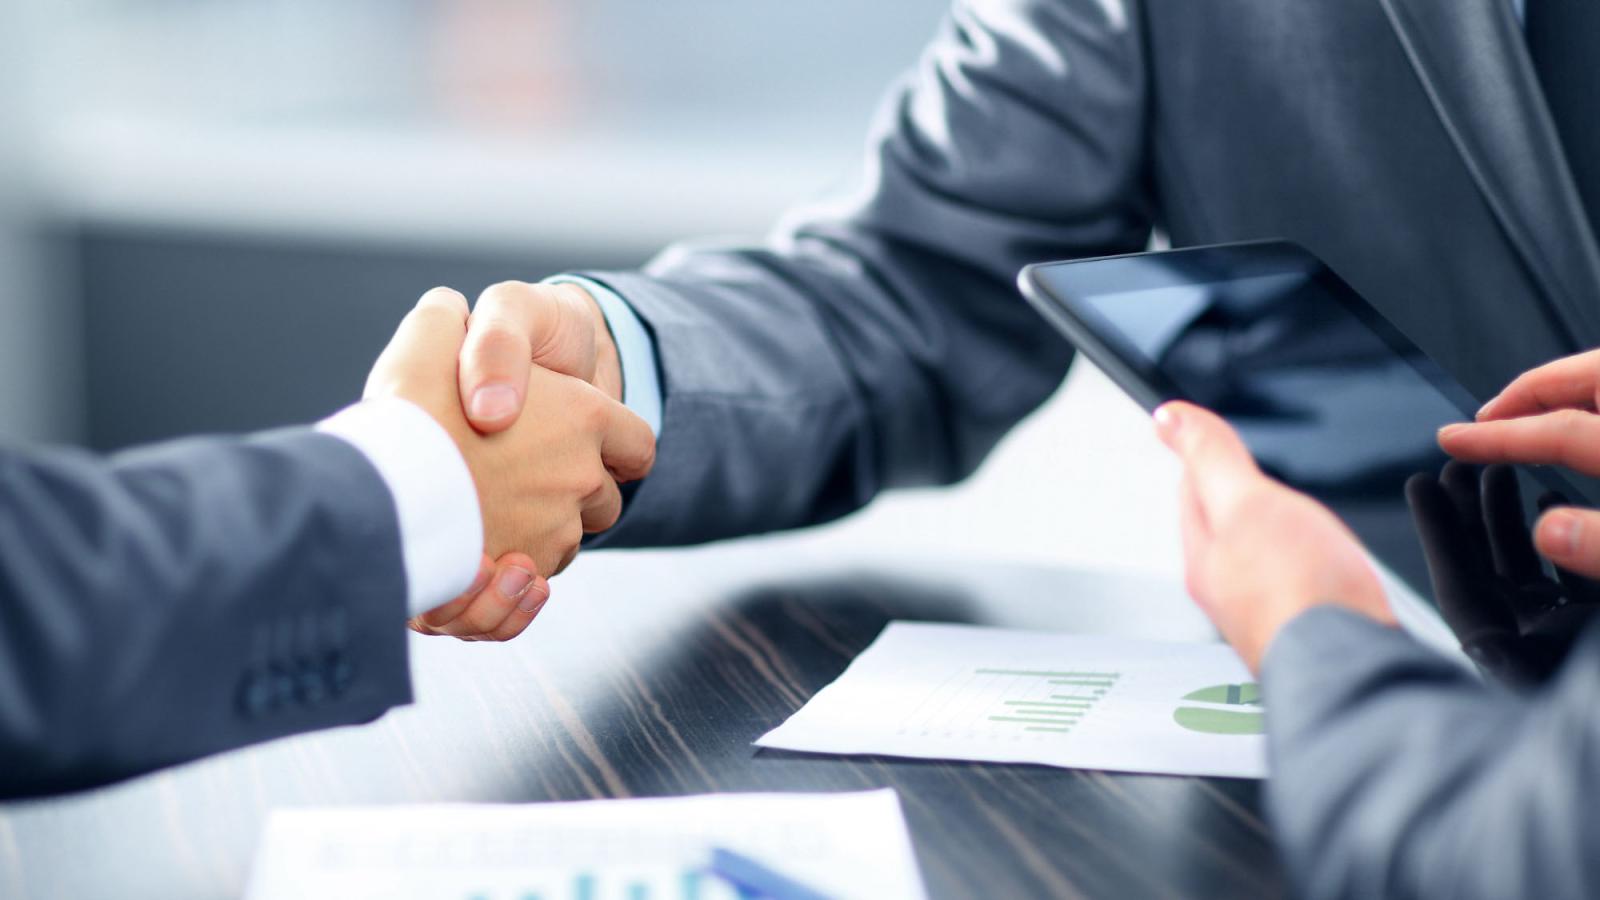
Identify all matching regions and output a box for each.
[1023,242,1579,629]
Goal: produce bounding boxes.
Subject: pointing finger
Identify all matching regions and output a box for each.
[1439,410,1600,477]
[1476,349,1600,421]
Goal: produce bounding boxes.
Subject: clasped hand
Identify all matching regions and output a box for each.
[364,282,647,641]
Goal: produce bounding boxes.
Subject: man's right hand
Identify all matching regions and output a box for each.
[365,287,655,578]
[454,280,624,434]
[1440,348,1600,577]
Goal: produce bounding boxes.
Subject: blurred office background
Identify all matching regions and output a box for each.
[0,0,1188,577]
[0,0,947,447]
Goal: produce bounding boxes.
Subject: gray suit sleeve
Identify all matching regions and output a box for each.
[585,0,1154,547]
[0,428,412,798]
[1263,606,1600,900]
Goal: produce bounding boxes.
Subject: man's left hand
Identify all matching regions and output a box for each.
[1154,401,1395,671]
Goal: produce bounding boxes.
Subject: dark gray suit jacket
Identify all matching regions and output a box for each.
[581,1,1600,896]
[0,428,412,798]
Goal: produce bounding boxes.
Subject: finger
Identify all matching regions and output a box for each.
[580,475,624,534]
[479,593,549,643]
[1533,491,1600,606]
[438,556,549,639]
[366,288,470,398]
[390,288,470,365]
[1406,471,1515,639]
[415,556,495,631]
[1481,464,1544,584]
[552,542,581,578]
[1440,460,1482,524]
[1438,411,1600,476]
[597,392,656,483]
[1476,350,1600,421]
[1440,461,1490,560]
[1535,508,1600,581]
[1153,401,1261,522]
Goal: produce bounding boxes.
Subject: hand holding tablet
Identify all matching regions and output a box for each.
[1019,240,1597,680]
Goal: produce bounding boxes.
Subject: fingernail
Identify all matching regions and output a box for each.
[1438,423,1468,440]
[496,566,536,604]
[518,576,551,614]
[469,384,519,421]
[1154,404,1181,438]
[1544,511,1581,556]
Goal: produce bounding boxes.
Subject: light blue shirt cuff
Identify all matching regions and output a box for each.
[544,276,663,437]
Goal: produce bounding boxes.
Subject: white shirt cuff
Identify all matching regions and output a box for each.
[544,275,664,437]
[316,398,483,618]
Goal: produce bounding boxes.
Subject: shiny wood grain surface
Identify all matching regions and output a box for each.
[0,540,1285,900]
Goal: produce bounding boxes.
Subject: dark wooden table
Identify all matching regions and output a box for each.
[0,541,1286,899]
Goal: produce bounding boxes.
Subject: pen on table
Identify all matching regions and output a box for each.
[707,846,834,900]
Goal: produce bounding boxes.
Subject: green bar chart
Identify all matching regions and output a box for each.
[973,668,1120,735]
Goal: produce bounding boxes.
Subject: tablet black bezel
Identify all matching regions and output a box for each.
[1017,239,1485,421]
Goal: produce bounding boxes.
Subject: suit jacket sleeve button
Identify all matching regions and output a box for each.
[325,651,354,698]
[268,663,296,710]
[295,658,329,706]
[235,669,269,718]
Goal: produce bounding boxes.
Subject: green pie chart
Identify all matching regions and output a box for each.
[1173,683,1264,735]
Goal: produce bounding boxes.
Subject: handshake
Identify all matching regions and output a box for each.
[364,282,654,642]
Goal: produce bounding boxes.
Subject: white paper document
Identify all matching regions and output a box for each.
[757,622,1267,779]
[246,789,926,900]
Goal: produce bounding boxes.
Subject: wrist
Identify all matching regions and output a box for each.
[1248,598,1318,671]
[316,397,484,615]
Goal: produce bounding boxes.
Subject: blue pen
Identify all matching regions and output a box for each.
[706,847,834,900]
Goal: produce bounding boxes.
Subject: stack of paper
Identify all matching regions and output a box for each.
[245,789,926,900]
[757,622,1267,779]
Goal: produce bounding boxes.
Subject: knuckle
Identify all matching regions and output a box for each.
[419,286,469,312]
[589,499,622,532]
[554,545,581,577]
[494,617,535,642]
[638,440,658,474]
[1554,408,1590,432]
[559,521,585,555]
[476,280,535,310]
[461,605,501,636]
[576,468,611,501]
[577,390,612,432]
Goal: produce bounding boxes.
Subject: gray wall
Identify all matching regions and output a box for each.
[78,228,648,450]
[0,2,82,443]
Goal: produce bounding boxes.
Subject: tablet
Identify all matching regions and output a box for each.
[1018,240,1582,639]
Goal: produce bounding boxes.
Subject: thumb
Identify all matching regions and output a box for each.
[1154,401,1262,523]
[366,288,470,400]
[1535,507,1600,580]
[459,282,599,434]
